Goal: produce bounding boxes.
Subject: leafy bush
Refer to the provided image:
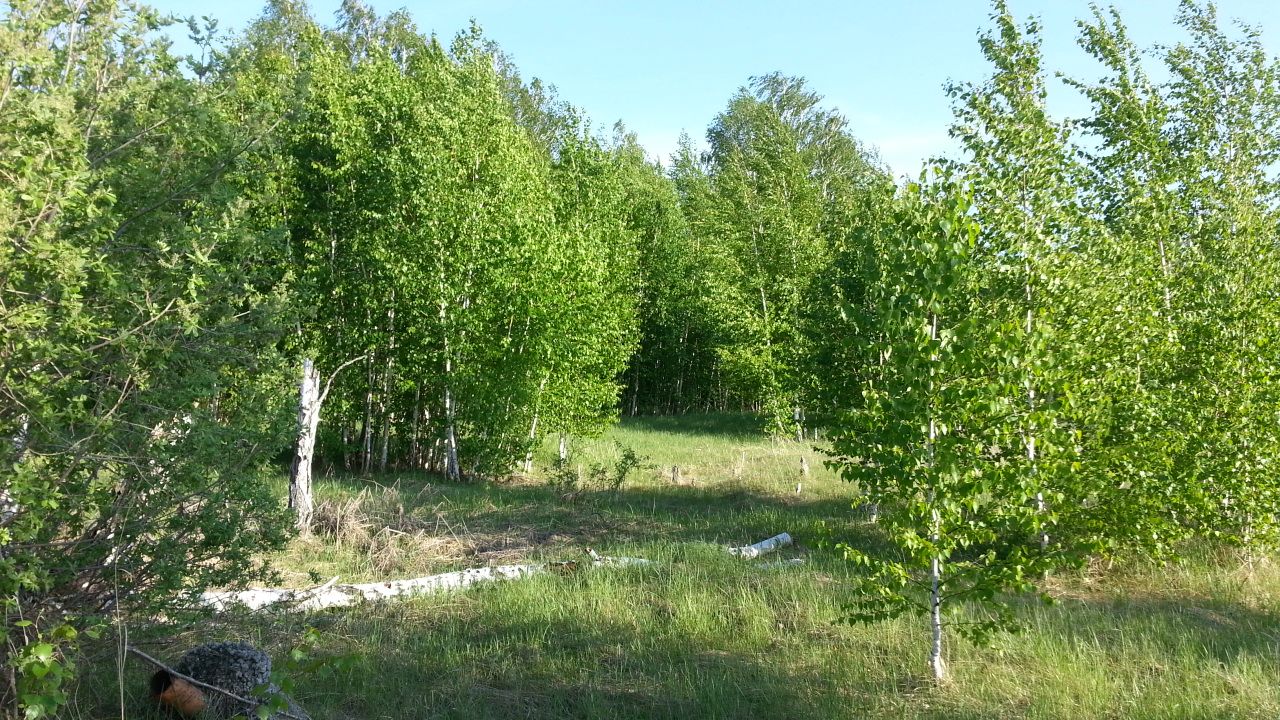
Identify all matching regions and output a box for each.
[0,2,296,713]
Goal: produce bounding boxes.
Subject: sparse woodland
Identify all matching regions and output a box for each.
[4,0,1280,716]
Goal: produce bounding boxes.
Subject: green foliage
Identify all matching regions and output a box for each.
[305,25,557,477]
[275,8,648,479]
[10,621,91,720]
[943,0,1084,564]
[826,173,1061,665]
[548,442,652,496]
[534,126,646,443]
[605,443,654,492]
[819,0,1280,681]
[7,0,1280,705]
[254,626,353,718]
[651,76,888,429]
[622,134,725,416]
[1061,0,1280,554]
[0,0,298,712]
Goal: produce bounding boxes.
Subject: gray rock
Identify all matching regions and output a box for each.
[153,642,310,719]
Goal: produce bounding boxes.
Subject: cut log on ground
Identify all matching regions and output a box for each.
[202,533,793,612]
[726,532,793,559]
[585,548,653,567]
[201,564,546,612]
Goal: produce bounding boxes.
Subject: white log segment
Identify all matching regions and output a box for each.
[726,532,792,559]
[201,564,545,612]
[585,548,653,567]
[203,533,793,612]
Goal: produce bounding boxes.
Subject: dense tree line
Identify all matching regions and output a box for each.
[0,0,662,709]
[3,0,1280,711]
[624,75,889,427]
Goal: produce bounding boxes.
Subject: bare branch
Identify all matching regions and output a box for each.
[319,355,368,406]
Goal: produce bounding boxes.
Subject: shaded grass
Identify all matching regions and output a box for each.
[72,414,1280,719]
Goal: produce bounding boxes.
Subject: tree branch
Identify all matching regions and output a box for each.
[110,118,283,243]
[319,355,368,406]
[87,299,177,352]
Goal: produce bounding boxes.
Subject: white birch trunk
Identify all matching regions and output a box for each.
[1029,438,1044,530]
[438,286,461,482]
[444,383,460,482]
[864,341,890,524]
[0,490,17,528]
[410,388,421,469]
[341,425,351,470]
[11,415,29,464]
[927,313,946,683]
[379,300,396,473]
[522,376,547,474]
[289,359,321,536]
[379,414,392,473]
[929,431,945,683]
[1025,275,1047,554]
[629,369,639,417]
[522,413,539,475]
[201,565,546,612]
[360,377,373,474]
[1156,234,1173,311]
[930,543,945,682]
[0,416,25,527]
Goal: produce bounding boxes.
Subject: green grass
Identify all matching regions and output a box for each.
[72,414,1280,719]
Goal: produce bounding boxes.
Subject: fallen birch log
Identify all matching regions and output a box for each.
[585,548,653,567]
[202,533,792,612]
[201,564,545,612]
[726,532,792,559]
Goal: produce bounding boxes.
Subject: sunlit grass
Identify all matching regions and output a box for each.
[74,415,1280,719]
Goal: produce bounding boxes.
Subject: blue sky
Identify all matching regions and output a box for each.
[150,1,1280,177]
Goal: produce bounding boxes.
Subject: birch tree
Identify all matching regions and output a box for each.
[621,137,714,416]
[287,18,646,479]
[681,75,886,431]
[828,175,1057,683]
[1062,1,1280,554]
[946,1,1082,559]
[533,126,648,452]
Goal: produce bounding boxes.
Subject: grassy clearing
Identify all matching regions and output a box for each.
[74,414,1280,719]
